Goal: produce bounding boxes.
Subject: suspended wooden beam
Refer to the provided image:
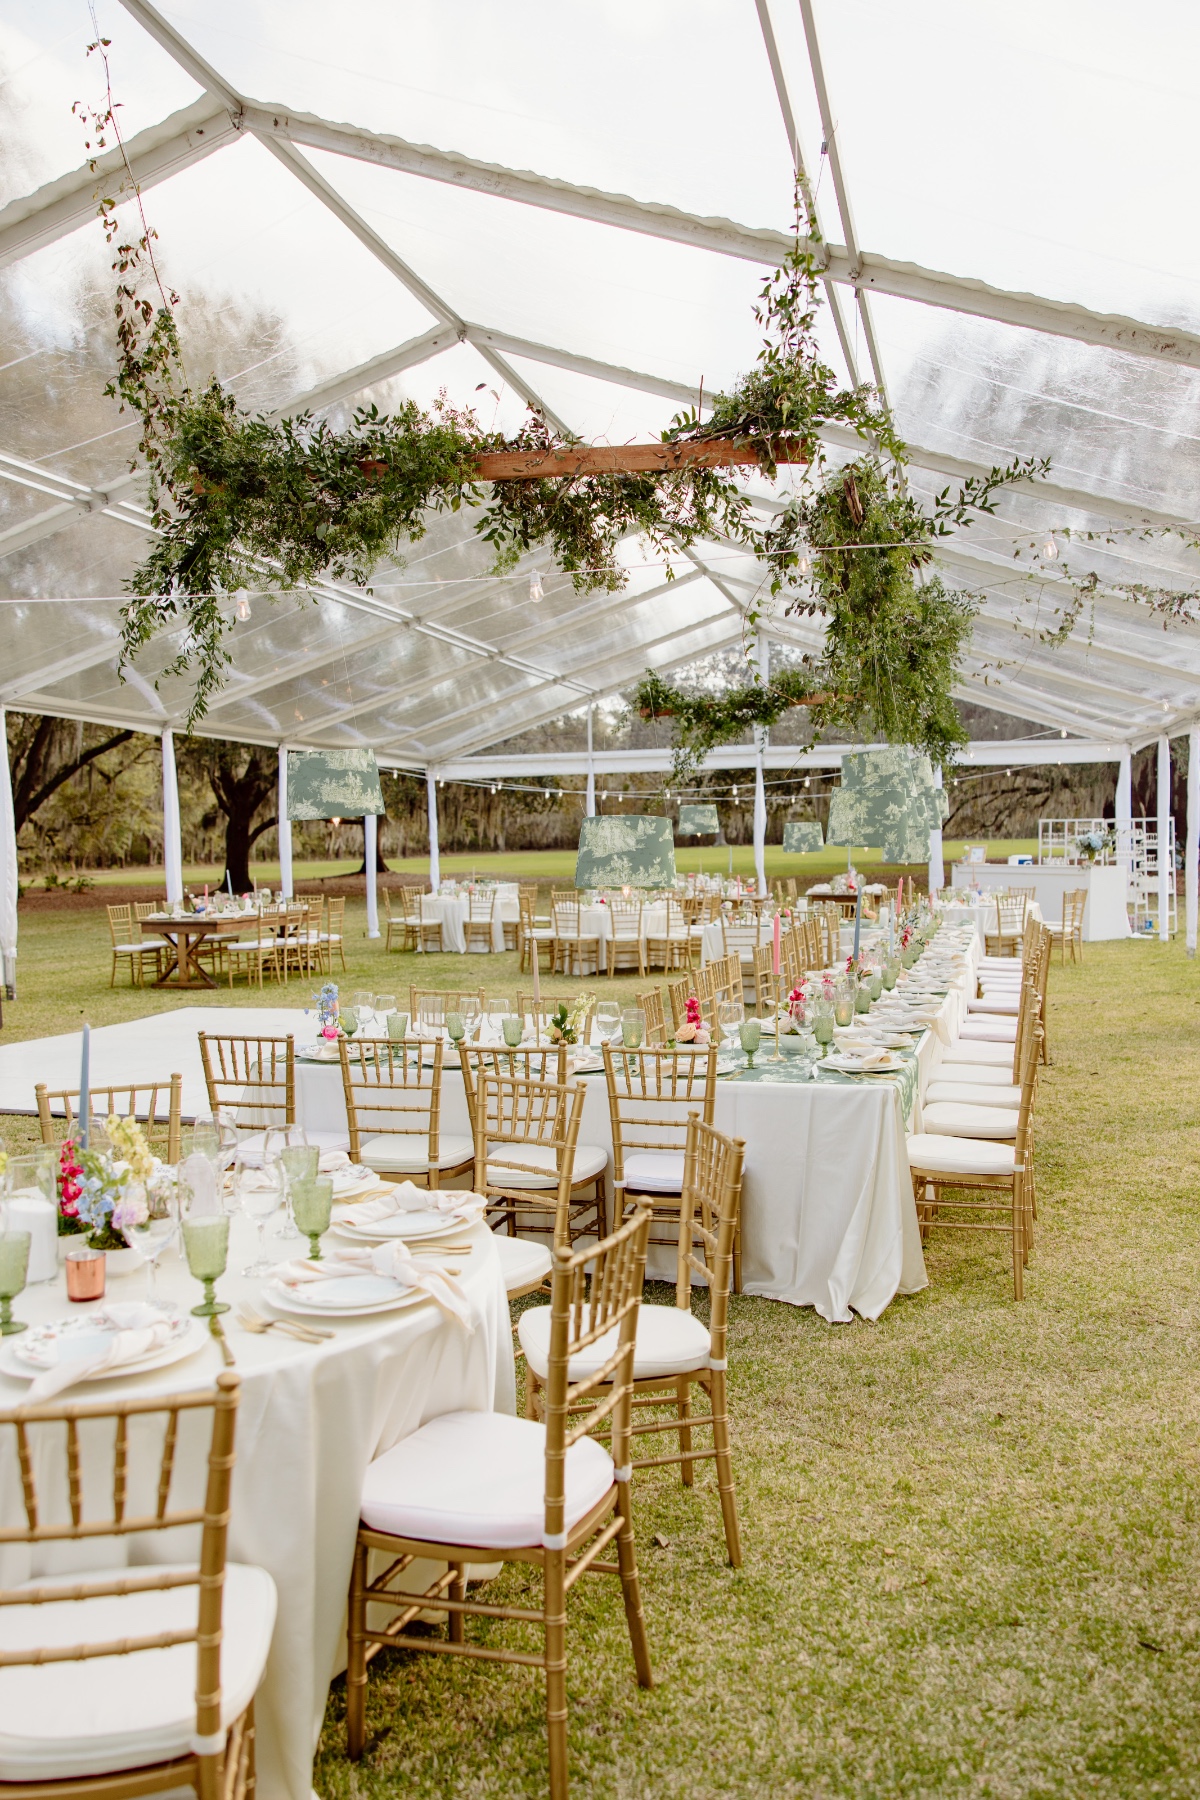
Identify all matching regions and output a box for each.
[473,439,809,480]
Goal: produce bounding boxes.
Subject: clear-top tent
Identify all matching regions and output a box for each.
[2,0,1200,777]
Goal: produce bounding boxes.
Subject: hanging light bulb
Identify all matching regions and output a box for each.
[234,588,251,622]
[731,785,739,800]
[797,553,811,576]
[804,776,811,789]
[1041,534,1059,562]
[601,789,608,801]
[490,784,498,795]
[529,570,545,602]
[1060,729,1067,739]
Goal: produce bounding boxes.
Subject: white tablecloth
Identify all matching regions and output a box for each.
[418,894,505,954]
[939,897,1043,954]
[0,1219,514,1800]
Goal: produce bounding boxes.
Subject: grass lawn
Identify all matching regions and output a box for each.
[4,910,1198,1795]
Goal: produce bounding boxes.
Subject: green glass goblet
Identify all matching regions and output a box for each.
[738,1018,762,1068]
[182,1214,230,1318]
[869,972,884,1002]
[386,1010,409,1041]
[0,1230,31,1335]
[502,1014,524,1049]
[445,1011,465,1046]
[291,1175,334,1261]
[812,1009,835,1059]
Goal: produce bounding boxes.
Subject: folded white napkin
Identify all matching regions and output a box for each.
[281,1244,476,1329]
[318,1149,351,1173]
[841,1045,893,1069]
[341,1180,487,1227]
[27,1304,177,1402]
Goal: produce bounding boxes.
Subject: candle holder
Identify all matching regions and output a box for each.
[65,1243,106,1303]
[182,1215,230,1318]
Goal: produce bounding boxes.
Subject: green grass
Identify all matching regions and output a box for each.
[43,839,1037,891]
[5,911,1197,1795]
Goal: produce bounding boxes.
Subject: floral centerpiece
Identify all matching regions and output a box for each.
[1074,827,1114,863]
[64,1119,153,1252]
[56,1140,87,1237]
[315,982,341,1038]
[778,985,807,1034]
[675,997,711,1046]
[548,992,596,1046]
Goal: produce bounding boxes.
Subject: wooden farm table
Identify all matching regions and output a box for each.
[141,913,252,988]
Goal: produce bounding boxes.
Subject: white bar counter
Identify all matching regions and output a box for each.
[950,861,1130,940]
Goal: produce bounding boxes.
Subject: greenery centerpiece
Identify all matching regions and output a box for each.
[69,1117,154,1252]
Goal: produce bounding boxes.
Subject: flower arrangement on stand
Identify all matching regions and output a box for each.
[315,982,341,1039]
[674,997,711,1046]
[548,993,596,1046]
[1074,827,1115,864]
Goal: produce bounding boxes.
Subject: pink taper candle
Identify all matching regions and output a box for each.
[772,909,781,975]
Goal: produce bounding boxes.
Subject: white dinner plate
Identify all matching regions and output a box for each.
[263,1276,426,1317]
[821,1052,904,1074]
[332,1207,474,1243]
[1,1315,208,1383]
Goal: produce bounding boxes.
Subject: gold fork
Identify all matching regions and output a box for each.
[236,1303,333,1343]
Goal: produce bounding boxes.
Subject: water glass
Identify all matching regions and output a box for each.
[717,1000,744,1050]
[854,979,873,1015]
[374,993,397,1019]
[189,1116,222,1163]
[129,1173,179,1304]
[183,1214,229,1317]
[352,991,374,1030]
[459,1003,481,1042]
[238,1159,285,1276]
[0,1229,30,1335]
[620,1008,645,1051]
[341,1006,359,1036]
[291,1174,334,1260]
[386,1010,408,1041]
[596,1001,621,1045]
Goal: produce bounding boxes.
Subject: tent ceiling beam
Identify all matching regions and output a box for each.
[0,94,237,269]
[271,324,462,419]
[436,737,1127,780]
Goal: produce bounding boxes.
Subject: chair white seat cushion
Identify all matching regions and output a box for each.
[926,1080,1022,1109]
[967,993,1019,1014]
[957,1019,1017,1042]
[980,957,1022,970]
[360,1132,474,1173]
[114,942,152,955]
[907,1134,1017,1178]
[519,1301,712,1382]
[0,1562,276,1781]
[138,937,169,950]
[921,1100,1019,1139]
[491,1233,552,1295]
[940,1041,1014,1067]
[486,1142,608,1188]
[359,1410,613,1550]
[621,1149,685,1194]
[236,1126,351,1165]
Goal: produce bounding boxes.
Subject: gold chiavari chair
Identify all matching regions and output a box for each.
[519,887,555,976]
[665,974,693,1034]
[1046,887,1087,965]
[606,896,645,977]
[984,894,1026,957]
[458,1045,564,1299]
[409,987,486,1033]
[317,894,347,972]
[346,1210,653,1799]
[417,891,445,953]
[643,897,693,973]
[602,1041,722,1278]
[752,942,776,1017]
[472,1069,605,1249]
[785,877,799,901]
[133,901,170,977]
[383,887,417,953]
[0,1372,274,1800]
[550,895,605,978]
[464,888,499,953]
[278,900,317,980]
[197,1032,350,1160]
[106,903,159,987]
[36,1075,183,1163]
[523,1113,746,1562]
[224,907,281,988]
[339,1037,473,1188]
[634,985,668,1044]
[906,1020,1042,1300]
[692,963,717,1028]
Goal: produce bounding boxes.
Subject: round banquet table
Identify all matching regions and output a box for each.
[0,1217,514,1800]
[418,893,505,953]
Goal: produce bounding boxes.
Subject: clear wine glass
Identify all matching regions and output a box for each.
[130,1172,179,1307]
[266,1127,308,1240]
[596,1001,621,1045]
[189,1115,221,1163]
[717,999,745,1051]
[237,1157,285,1277]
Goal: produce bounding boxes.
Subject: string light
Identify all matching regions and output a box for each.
[234,588,251,622]
[803,776,811,789]
[529,571,545,602]
[1060,729,1067,739]
[1041,534,1059,562]
[797,554,811,575]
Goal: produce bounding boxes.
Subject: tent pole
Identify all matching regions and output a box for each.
[585,705,596,818]
[161,728,183,907]
[1186,728,1198,958]
[753,632,768,897]
[927,765,945,897]
[277,747,293,899]
[1157,734,1172,941]
[364,812,380,939]
[0,708,16,999]
[1115,743,1132,925]
[426,769,441,891]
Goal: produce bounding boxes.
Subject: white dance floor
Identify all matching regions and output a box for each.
[0,1006,318,1121]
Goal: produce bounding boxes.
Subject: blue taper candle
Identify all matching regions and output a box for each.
[79,1021,90,1149]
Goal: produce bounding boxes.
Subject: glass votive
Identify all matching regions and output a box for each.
[291,1174,334,1260]
[621,1008,645,1050]
[182,1214,230,1317]
[279,1143,319,1186]
[0,1229,31,1332]
[65,1242,105,1305]
[386,1011,408,1041]
[854,982,872,1014]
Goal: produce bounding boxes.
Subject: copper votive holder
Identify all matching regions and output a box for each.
[65,1245,106,1302]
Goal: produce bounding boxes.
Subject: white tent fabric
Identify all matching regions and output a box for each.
[160,727,183,905]
[277,749,293,899]
[0,0,1197,929]
[928,767,945,897]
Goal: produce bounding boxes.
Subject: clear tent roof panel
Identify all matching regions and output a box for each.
[0,0,1195,761]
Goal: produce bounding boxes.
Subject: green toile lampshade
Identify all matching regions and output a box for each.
[782,821,824,853]
[826,748,946,862]
[287,749,385,820]
[575,815,677,888]
[676,804,719,837]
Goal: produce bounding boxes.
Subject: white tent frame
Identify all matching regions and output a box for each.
[0,0,1196,948]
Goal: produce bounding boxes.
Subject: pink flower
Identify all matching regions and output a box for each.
[685,996,702,1025]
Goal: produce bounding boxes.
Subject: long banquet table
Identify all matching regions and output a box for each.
[0,1219,514,1800]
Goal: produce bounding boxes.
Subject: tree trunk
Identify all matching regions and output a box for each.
[355,816,391,874]
[203,748,278,893]
[9,717,134,832]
